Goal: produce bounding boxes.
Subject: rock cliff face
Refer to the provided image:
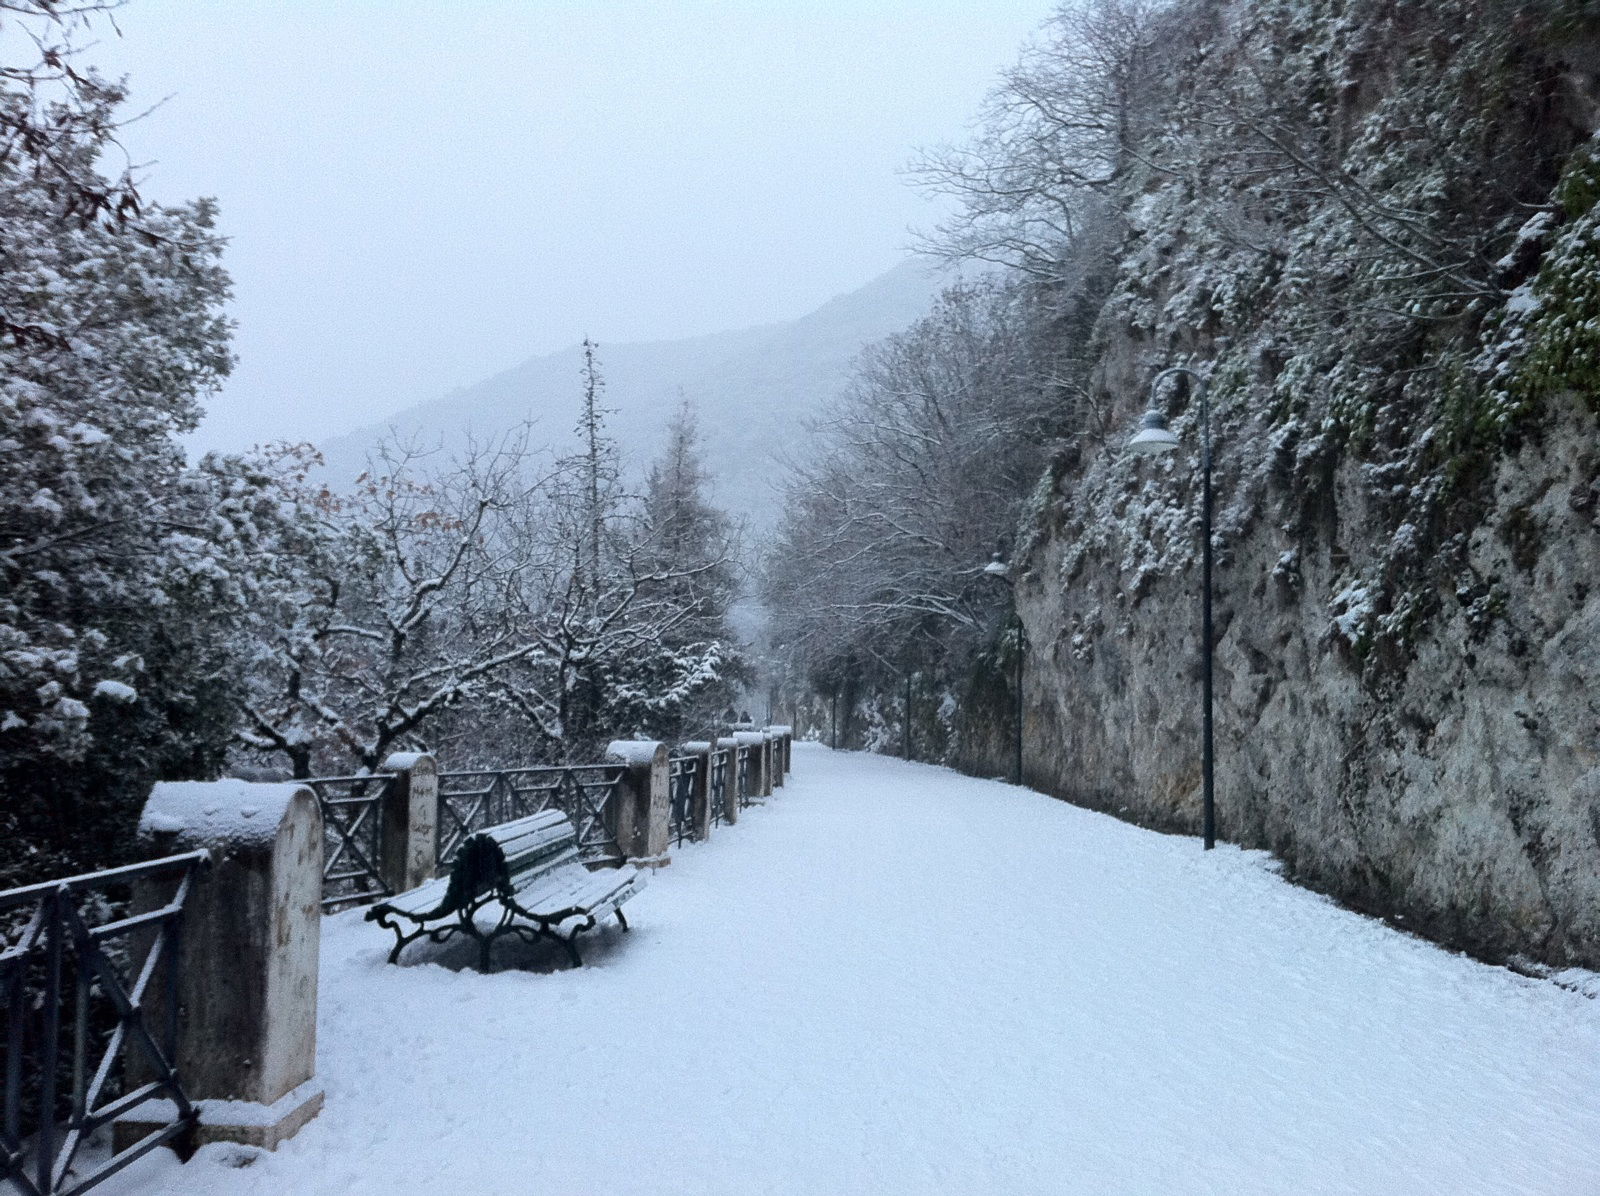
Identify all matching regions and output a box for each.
[1016,385,1600,969]
[1003,1,1600,970]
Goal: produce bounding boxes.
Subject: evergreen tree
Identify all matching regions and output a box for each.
[642,397,738,642]
[0,104,236,883]
[625,397,744,740]
[546,339,626,750]
[573,337,618,598]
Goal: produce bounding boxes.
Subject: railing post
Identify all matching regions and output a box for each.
[716,737,740,825]
[763,729,785,789]
[606,740,670,867]
[380,752,438,891]
[679,741,715,841]
[766,724,794,777]
[764,731,782,790]
[124,781,325,1151]
[734,731,771,799]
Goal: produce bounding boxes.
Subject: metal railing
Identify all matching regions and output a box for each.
[1,851,208,1196]
[709,748,730,827]
[436,765,628,869]
[305,775,395,910]
[736,746,752,808]
[666,755,699,847]
[307,736,794,901]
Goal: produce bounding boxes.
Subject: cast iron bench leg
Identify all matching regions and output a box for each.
[615,908,629,932]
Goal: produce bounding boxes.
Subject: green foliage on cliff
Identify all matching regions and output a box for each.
[1499,147,1600,416]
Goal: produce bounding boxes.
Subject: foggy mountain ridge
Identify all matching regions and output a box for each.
[316,257,952,524]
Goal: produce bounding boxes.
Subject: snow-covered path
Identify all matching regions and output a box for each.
[111,744,1599,1195]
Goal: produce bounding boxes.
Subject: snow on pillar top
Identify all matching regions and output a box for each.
[733,731,767,747]
[381,751,436,774]
[605,740,667,768]
[764,724,793,736]
[678,740,714,754]
[139,780,318,850]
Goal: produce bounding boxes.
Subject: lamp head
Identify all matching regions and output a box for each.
[1127,409,1180,455]
[982,552,1010,578]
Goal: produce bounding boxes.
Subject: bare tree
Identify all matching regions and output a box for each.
[912,0,1168,283]
[766,282,1058,690]
[237,431,559,776]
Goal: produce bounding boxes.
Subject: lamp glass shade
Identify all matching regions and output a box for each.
[1128,410,1180,455]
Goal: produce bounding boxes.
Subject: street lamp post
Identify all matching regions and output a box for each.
[904,669,913,761]
[1127,366,1215,850]
[984,553,1025,786]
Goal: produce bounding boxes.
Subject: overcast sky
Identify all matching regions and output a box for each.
[84,1,1050,451]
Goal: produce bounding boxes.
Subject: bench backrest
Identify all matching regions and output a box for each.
[441,809,583,909]
[488,809,583,878]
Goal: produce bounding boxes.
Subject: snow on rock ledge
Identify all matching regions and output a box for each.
[140,779,315,849]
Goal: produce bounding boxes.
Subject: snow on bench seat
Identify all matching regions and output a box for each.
[364,809,645,970]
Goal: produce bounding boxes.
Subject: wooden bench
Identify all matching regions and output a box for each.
[364,809,646,971]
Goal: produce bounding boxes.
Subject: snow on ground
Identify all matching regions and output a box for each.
[107,744,1600,1195]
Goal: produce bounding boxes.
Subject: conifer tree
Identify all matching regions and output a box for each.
[0,20,236,881]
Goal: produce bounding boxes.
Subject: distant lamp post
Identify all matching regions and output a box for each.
[766,639,786,726]
[904,667,914,761]
[983,552,1025,786]
[1127,366,1216,850]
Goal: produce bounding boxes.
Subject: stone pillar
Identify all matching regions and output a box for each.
[679,740,715,842]
[380,752,438,892]
[123,781,325,1151]
[607,740,670,866]
[759,736,775,798]
[764,729,784,783]
[716,737,741,825]
[766,725,794,776]
[734,731,770,799]
[761,730,783,790]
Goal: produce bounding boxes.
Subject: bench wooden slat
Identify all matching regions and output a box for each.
[480,809,570,855]
[481,810,586,878]
[503,840,581,878]
[508,864,637,918]
[382,875,452,918]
